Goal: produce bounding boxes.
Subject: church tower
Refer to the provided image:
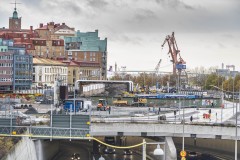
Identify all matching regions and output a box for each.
[9,2,21,30]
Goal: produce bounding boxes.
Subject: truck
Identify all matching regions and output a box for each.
[113,97,128,106]
[97,99,109,111]
[132,97,147,107]
[64,99,92,112]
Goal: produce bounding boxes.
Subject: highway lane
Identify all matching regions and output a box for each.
[52,141,90,160]
[175,144,235,160]
[52,140,144,160]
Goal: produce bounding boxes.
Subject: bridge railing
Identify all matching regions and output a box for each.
[0,126,90,139]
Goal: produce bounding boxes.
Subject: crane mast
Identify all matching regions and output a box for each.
[162,32,186,74]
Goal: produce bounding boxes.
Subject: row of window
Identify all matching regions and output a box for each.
[15,80,32,84]
[0,70,13,74]
[90,58,96,61]
[0,78,12,82]
[0,63,13,67]
[15,71,32,75]
[0,55,12,60]
[0,48,7,52]
[33,67,67,74]
[15,64,31,68]
[15,56,30,62]
[33,75,67,82]
[68,52,96,57]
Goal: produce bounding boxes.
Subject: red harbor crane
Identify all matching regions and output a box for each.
[162,32,186,74]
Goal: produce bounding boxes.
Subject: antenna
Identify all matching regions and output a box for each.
[10,0,21,10]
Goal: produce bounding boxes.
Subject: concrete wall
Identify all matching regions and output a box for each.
[3,138,59,160]
[4,137,37,160]
[34,140,60,160]
[91,123,240,140]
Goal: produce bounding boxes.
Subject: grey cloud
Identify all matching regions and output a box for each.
[109,34,142,45]
[61,1,82,15]
[218,43,225,48]
[134,9,156,21]
[87,0,108,9]
[155,0,195,10]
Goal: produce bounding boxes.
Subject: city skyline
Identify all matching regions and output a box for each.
[0,0,239,72]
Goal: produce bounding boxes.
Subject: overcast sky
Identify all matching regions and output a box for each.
[1,0,240,72]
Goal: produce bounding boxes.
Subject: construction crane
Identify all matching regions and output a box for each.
[162,32,186,75]
[154,59,162,75]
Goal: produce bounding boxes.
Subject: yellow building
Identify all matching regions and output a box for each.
[62,60,101,87]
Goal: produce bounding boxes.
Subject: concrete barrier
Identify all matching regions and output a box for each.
[4,137,37,160]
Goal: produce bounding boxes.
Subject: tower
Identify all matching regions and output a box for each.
[9,1,21,30]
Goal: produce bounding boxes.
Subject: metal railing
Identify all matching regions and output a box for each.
[0,126,90,139]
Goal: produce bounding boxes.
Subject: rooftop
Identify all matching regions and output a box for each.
[33,58,66,66]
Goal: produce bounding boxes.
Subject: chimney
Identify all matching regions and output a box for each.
[62,23,65,25]
[30,26,33,31]
[222,63,224,69]
[39,23,43,28]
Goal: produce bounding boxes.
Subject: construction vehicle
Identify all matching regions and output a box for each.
[132,97,147,107]
[113,97,128,106]
[162,32,186,75]
[97,99,109,111]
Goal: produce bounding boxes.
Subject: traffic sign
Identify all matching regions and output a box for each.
[180,150,187,157]
[176,64,186,70]
[181,157,186,160]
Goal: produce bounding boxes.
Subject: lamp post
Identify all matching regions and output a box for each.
[235,87,239,160]
[142,139,165,160]
[210,85,224,123]
[233,77,235,115]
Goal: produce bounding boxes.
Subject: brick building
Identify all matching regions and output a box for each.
[32,22,75,59]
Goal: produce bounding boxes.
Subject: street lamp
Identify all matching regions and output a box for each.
[209,85,224,123]
[210,85,238,159]
[98,155,105,160]
[142,139,165,160]
[235,87,240,160]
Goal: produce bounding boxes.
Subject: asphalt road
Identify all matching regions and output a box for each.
[52,140,143,160]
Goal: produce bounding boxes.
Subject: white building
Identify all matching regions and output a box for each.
[33,58,67,88]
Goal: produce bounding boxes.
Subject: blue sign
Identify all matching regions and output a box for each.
[176,64,186,70]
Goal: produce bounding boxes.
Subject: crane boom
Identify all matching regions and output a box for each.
[154,59,162,75]
[162,32,186,74]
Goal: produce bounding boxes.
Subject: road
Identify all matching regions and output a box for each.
[52,140,143,160]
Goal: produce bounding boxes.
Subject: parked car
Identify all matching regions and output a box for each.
[13,103,22,109]
[188,151,198,160]
[123,149,132,155]
[71,153,80,160]
[103,147,116,154]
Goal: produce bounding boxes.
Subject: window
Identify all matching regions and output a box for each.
[84,52,87,61]
[33,75,35,82]
[39,76,42,81]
